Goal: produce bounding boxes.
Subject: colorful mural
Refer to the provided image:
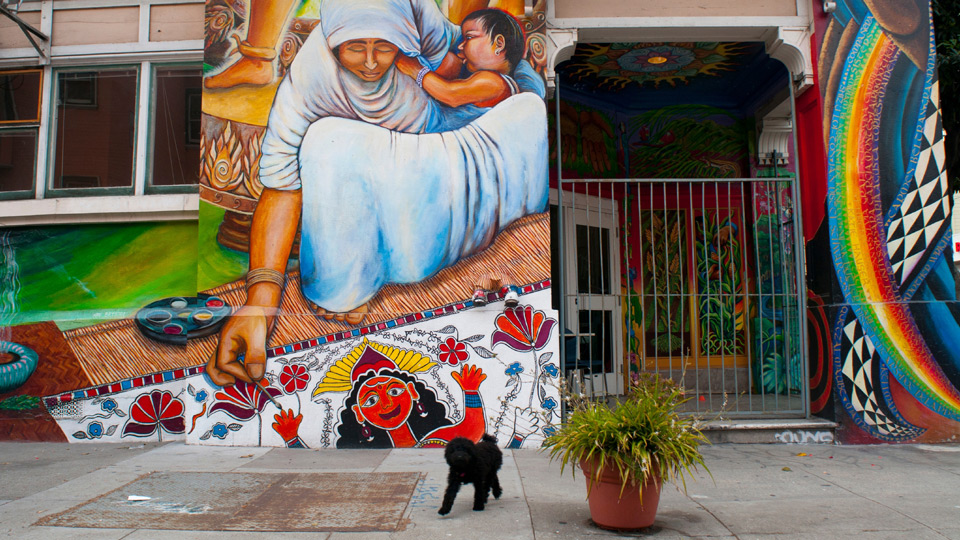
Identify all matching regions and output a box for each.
[694,211,746,357]
[550,96,751,180]
[0,0,557,448]
[198,0,554,448]
[810,0,960,442]
[562,42,751,90]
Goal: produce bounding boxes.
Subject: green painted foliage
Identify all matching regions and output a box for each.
[9,222,198,329]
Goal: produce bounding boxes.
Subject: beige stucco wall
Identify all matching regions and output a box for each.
[52,7,140,46]
[0,11,42,49]
[150,4,204,42]
[554,0,797,18]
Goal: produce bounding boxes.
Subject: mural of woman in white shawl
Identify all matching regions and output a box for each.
[207,0,548,387]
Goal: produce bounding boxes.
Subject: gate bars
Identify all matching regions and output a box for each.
[554,93,810,419]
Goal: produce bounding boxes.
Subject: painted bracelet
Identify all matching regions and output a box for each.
[245,268,285,290]
[464,392,482,408]
[416,66,430,88]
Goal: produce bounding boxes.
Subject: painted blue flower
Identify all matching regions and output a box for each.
[87,422,104,438]
[543,364,559,377]
[543,425,557,438]
[505,362,524,376]
[542,397,558,410]
[101,399,117,412]
[195,389,208,402]
[211,423,229,439]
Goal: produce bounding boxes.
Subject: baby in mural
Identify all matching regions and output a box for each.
[312,338,488,448]
[394,8,527,108]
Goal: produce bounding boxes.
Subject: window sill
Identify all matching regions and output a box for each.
[0,193,199,227]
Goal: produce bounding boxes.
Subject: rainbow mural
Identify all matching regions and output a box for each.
[822,0,960,441]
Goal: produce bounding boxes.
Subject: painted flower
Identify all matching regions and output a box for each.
[543,364,559,377]
[209,380,282,421]
[491,305,556,352]
[438,338,469,366]
[101,399,117,412]
[542,397,558,410]
[279,364,309,394]
[505,362,524,376]
[87,421,104,438]
[122,390,185,437]
[195,389,208,402]
[211,422,229,439]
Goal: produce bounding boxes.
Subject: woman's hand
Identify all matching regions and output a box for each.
[451,364,486,392]
[208,187,300,387]
[395,55,422,78]
[206,304,272,386]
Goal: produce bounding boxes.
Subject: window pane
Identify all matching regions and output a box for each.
[576,224,611,294]
[577,310,613,373]
[53,69,137,189]
[0,70,42,123]
[0,131,36,193]
[152,67,201,186]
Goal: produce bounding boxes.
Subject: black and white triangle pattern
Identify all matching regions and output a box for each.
[887,79,951,286]
[839,317,925,440]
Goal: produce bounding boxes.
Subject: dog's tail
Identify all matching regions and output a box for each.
[481,433,497,444]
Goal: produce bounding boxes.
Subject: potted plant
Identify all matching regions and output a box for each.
[544,373,709,531]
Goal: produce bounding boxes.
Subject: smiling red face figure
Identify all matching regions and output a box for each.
[352,375,419,430]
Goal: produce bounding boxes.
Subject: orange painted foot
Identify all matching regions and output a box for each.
[204,57,274,89]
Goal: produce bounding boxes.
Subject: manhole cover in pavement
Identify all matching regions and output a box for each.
[37,471,422,532]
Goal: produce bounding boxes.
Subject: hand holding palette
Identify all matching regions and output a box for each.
[135,295,232,345]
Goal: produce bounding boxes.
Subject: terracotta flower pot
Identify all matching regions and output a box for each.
[579,457,662,531]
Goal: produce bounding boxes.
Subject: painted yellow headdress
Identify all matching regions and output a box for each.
[312,337,437,396]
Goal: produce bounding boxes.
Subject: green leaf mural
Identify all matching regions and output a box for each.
[693,212,745,356]
[628,104,749,179]
[637,209,689,357]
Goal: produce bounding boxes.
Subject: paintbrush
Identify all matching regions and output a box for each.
[254,379,283,410]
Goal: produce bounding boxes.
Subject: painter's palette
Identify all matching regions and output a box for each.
[135,295,231,345]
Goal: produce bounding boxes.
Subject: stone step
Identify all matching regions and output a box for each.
[700,418,838,444]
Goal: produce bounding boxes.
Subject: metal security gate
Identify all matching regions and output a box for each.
[556,176,808,417]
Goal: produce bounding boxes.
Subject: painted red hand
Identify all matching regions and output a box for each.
[271,408,302,442]
[450,364,486,392]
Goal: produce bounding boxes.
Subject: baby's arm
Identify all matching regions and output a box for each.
[396,55,509,108]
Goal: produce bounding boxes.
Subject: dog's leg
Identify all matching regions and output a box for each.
[490,472,502,499]
[473,479,489,511]
[439,478,460,515]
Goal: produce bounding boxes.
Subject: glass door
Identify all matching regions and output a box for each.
[562,200,623,397]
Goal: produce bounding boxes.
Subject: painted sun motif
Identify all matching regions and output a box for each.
[562,42,749,89]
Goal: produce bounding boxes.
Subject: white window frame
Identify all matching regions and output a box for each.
[0,68,44,201]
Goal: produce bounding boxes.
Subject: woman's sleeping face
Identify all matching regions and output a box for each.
[337,39,400,82]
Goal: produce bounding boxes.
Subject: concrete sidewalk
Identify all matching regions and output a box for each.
[1,441,959,539]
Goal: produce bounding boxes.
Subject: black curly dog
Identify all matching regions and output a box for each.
[438,434,503,515]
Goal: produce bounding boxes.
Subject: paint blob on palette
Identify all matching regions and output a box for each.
[135,295,231,345]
